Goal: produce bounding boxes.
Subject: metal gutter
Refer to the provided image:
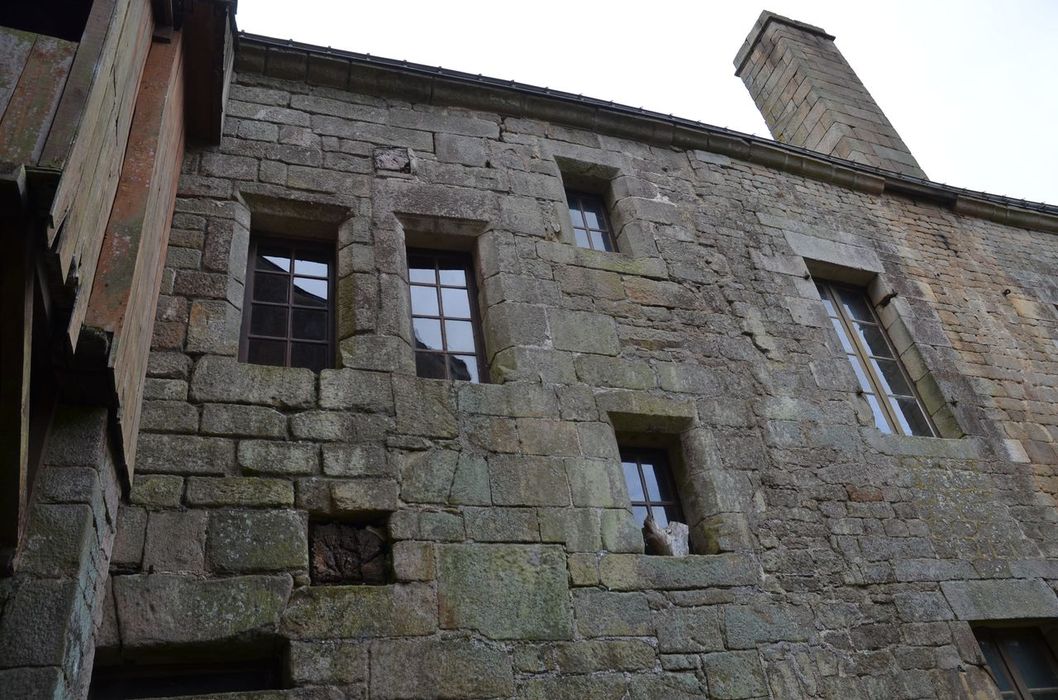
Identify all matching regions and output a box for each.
[234,32,1058,234]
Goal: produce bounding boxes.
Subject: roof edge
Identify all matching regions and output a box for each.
[233,32,1058,235]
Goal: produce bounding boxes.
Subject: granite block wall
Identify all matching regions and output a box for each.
[98,52,1058,699]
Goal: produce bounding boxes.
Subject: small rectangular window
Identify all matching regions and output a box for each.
[566,189,616,252]
[407,249,486,383]
[620,448,685,528]
[975,627,1058,699]
[240,237,335,372]
[815,280,936,436]
[89,658,282,699]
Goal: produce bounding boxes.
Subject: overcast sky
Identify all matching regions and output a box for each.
[239,1,1057,205]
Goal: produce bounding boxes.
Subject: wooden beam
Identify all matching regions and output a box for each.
[39,0,119,169]
[85,30,185,476]
[0,34,76,166]
[0,188,33,571]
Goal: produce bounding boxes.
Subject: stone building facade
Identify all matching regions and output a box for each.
[4,7,1058,700]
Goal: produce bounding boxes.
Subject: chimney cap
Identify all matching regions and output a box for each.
[734,10,835,76]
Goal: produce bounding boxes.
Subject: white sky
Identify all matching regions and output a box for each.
[239,1,1058,205]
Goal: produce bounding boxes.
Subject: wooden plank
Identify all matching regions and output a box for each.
[88,32,185,472]
[45,0,153,354]
[62,0,153,353]
[182,0,233,143]
[0,216,34,565]
[45,0,134,250]
[39,0,119,169]
[0,28,36,121]
[0,34,76,166]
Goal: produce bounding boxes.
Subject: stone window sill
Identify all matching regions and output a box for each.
[862,430,986,459]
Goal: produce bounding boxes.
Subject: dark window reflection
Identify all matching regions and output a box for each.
[408,249,485,382]
[619,448,684,529]
[816,280,935,436]
[243,239,333,372]
[566,190,616,252]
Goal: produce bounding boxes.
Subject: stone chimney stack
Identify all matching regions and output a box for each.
[734,11,927,179]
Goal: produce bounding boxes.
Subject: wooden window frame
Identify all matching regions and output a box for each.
[619,447,685,526]
[565,189,617,253]
[407,248,489,383]
[816,279,937,437]
[976,627,1058,699]
[239,235,336,372]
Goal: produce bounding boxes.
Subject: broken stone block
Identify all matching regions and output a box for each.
[309,520,391,585]
[643,516,690,557]
[373,146,413,173]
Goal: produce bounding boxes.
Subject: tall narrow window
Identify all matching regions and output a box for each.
[566,189,616,252]
[620,448,684,528]
[240,237,334,372]
[407,249,486,383]
[975,628,1058,699]
[816,280,935,436]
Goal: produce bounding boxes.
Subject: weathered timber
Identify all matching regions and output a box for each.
[39,0,120,170]
[85,30,185,474]
[47,0,153,354]
[182,0,234,143]
[0,34,76,166]
[0,213,33,565]
[0,28,35,123]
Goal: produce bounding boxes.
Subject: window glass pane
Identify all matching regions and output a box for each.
[870,358,913,396]
[650,506,669,528]
[632,505,649,525]
[253,274,288,303]
[846,354,874,393]
[818,290,837,317]
[247,339,286,366]
[441,287,472,319]
[836,287,875,322]
[623,462,644,501]
[448,355,479,383]
[589,230,611,252]
[663,503,684,525]
[569,205,585,227]
[257,247,290,272]
[583,209,601,230]
[413,318,443,351]
[864,394,892,433]
[853,323,895,359]
[574,229,591,249]
[291,343,328,372]
[642,463,662,501]
[292,308,328,341]
[830,318,856,354]
[979,639,1016,693]
[410,285,440,316]
[445,320,476,353]
[1004,636,1058,689]
[294,257,329,277]
[250,305,287,337]
[438,266,467,287]
[1031,691,1058,699]
[415,351,447,379]
[409,265,435,284]
[292,277,327,306]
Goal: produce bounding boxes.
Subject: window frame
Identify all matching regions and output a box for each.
[816,279,937,437]
[239,235,336,372]
[565,189,617,253]
[406,247,489,384]
[619,447,685,527]
[975,627,1058,699]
